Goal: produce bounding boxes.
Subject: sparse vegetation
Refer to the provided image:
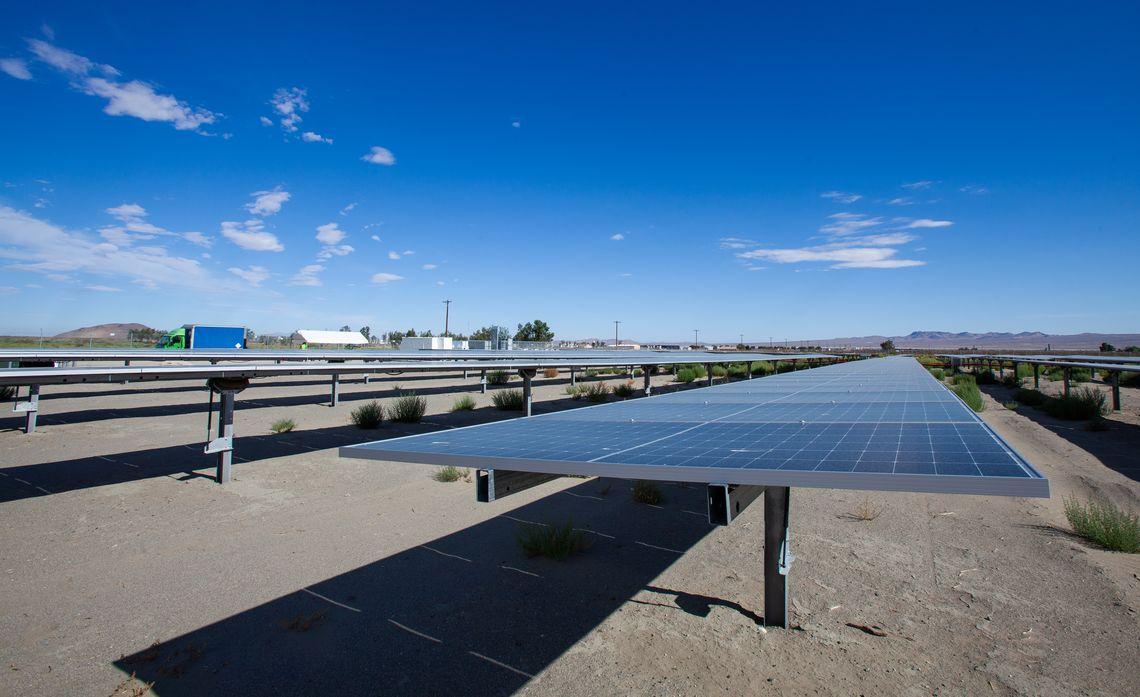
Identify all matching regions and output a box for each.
[613,382,635,399]
[971,368,998,385]
[350,400,384,428]
[727,362,749,378]
[952,380,985,412]
[487,370,510,385]
[543,367,559,378]
[1013,388,1048,407]
[1002,401,1019,410]
[1063,497,1139,553]
[270,417,296,433]
[1043,387,1108,420]
[517,519,592,560]
[450,395,477,412]
[1046,367,1091,383]
[632,480,663,505]
[750,361,775,376]
[492,389,526,410]
[845,499,881,521]
[1016,363,1034,379]
[675,368,697,384]
[952,373,976,386]
[434,465,470,482]
[564,384,585,400]
[711,364,728,377]
[582,381,611,402]
[389,392,428,423]
[928,368,945,380]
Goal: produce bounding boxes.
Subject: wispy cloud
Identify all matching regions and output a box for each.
[290,263,324,286]
[887,197,916,206]
[100,203,210,247]
[362,146,396,165]
[421,263,437,270]
[719,237,757,249]
[25,40,217,133]
[339,202,357,216]
[228,265,269,286]
[315,222,345,245]
[0,58,32,80]
[901,219,953,229]
[245,187,290,217]
[370,272,404,284]
[269,87,307,132]
[85,284,122,292]
[820,190,862,203]
[738,242,924,269]
[610,233,625,241]
[959,184,989,195]
[301,131,332,144]
[220,220,284,252]
[387,250,401,260]
[901,180,937,190]
[819,213,883,236]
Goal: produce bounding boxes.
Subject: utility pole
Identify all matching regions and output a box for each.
[694,329,700,346]
[740,333,744,346]
[614,320,621,348]
[442,299,452,336]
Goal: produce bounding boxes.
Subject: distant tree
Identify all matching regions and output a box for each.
[423,330,434,337]
[406,329,417,337]
[1100,342,1116,352]
[470,325,510,341]
[880,339,896,352]
[1125,345,1140,353]
[383,330,404,345]
[339,324,351,332]
[245,328,256,344]
[514,320,554,342]
[360,326,371,341]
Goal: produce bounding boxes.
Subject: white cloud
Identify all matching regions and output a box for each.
[0,58,32,80]
[960,184,989,195]
[436,280,445,286]
[0,205,226,291]
[887,197,916,206]
[220,220,284,252]
[183,231,211,247]
[271,87,308,132]
[106,203,147,220]
[370,234,381,241]
[290,263,324,286]
[301,131,333,144]
[315,222,346,245]
[387,250,401,260]
[512,120,521,128]
[245,187,290,217]
[902,219,953,229]
[820,190,862,203]
[0,285,19,294]
[610,233,625,241]
[370,272,404,284]
[819,213,883,236]
[362,146,396,165]
[33,198,49,208]
[316,244,353,261]
[100,203,211,247]
[402,249,414,255]
[421,263,437,270]
[901,180,937,190]
[228,265,269,286]
[339,202,357,216]
[738,243,924,269]
[26,40,218,134]
[259,116,273,126]
[719,237,756,249]
[85,284,122,292]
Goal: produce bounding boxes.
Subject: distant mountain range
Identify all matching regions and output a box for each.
[53,323,154,339]
[809,331,1140,350]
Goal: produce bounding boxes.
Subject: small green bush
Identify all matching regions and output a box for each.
[1120,372,1140,388]
[270,417,296,433]
[1013,388,1048,407]
[675,368,697,384]
[953,381,985,412]
[613,382,635,399]
[973,368,997,385]
[727,362,749,378]
[750,361,775,376]
[582,382,610,402]
[711,365,728,377]
[928,368,945,380]
[1002,401,1019,410]
[632,480,663,505]
[1016,363,1034,379]
[952,373,976,386]
[350,400,384,428]
[450,395,476,412]
[1063,497,1139,552]
[389,393,427,423]
[1046,367,1091,383]
[434,466,468,482]
[492,389,525,410]
[1043,387,1108,420]
[565,384,584,399]
[517,519,592,560]
[690,364,708,379]
[487,370,510,385]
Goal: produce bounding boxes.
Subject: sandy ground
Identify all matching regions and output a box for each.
[0,366,1137,696]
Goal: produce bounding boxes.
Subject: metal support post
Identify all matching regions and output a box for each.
[1063,367,1070,397]
[642,366,652,396]
[205,378,248,484]
[519,369,535,416]
[707,483,765,526]
[330,373,340,406]
[463,370,469,379]
[480,369,487,394]
[14,384,40,433]
[1033,364,1039,389]
[570,367,577,386]
[764,486,791,628]
[1111,372,1121,411]
[705,363,713,387]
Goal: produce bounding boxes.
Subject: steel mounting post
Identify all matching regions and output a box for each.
[205,378,249,484]
[764,486,792,628]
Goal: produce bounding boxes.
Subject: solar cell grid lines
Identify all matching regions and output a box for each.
[342,357,1049,498]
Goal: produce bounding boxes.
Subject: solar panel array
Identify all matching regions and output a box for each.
[341,357,1048,497]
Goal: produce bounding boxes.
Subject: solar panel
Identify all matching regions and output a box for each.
[341,357,1048,498]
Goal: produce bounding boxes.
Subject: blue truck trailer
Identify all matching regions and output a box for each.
[155,325,247,349]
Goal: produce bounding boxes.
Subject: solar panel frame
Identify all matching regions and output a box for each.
[340,357,1049,498]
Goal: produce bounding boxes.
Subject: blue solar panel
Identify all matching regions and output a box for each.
[341,357,1048,497]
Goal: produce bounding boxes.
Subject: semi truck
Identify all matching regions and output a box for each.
[155,325,247,350]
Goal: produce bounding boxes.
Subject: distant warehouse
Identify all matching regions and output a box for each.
[291,329,369,348]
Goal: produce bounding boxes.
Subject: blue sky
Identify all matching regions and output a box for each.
[1,2,1137,342]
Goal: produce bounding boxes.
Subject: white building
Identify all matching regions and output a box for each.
[399,336,468,350]
[291,329,369,347]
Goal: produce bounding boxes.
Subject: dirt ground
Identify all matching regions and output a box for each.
[1,365,1137,696]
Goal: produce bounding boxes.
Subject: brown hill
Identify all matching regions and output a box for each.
[53,323,155,340]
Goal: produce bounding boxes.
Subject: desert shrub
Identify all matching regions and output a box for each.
[389,393,427,423]
[270,417,296,433]
[952,381,985,412]
[727,362,749,378]
[0,385,13,400]
[1063,497,1139,552]
[487,370,510,385]
[1043,387,1108,420]
[915,354,940,367]
[750,361,775,376]
[952,373,976,386]
[434,466,469,482]
[1119,372,1140,388]
[543,367,559,378]
[972,368,997,385]
[1046,367,1091,383]
[517,519,592,560]
[1002,401,1019,410]
[585,368,601,377]
[1016,363,1034,379]
[675,368,697,384]
[711,365,728,377]
[613,382,635,399]
[582,382,611,402]
[565,384,584,399]
[492,389,525,410]
[928,368,945,380]
[632,480,663,505]
[776,361,796,373]
[1013,388,1048,407]
[1000,373,1021,388]
[450,395,476,412]
[350,400,384,428]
